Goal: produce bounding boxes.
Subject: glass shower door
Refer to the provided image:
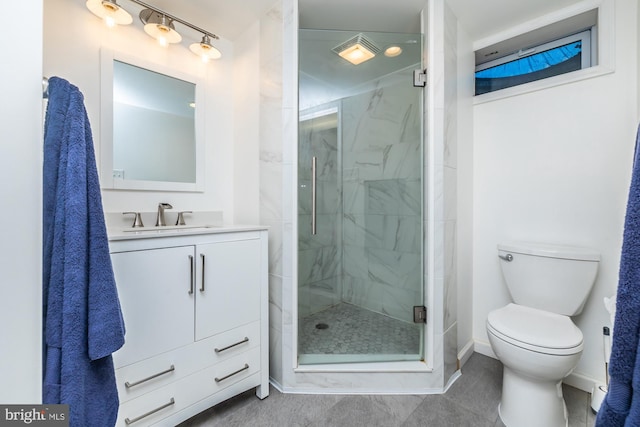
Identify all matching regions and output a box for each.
[298,29,424,365]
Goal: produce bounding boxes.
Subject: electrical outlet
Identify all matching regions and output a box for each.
[113,169,124,179]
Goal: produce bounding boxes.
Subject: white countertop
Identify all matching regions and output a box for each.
[108,224,269,241]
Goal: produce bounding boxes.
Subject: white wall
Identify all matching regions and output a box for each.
[43,0,239,220]
[0,0,43,402]
[472,0,639,386]
[233,22,262,224]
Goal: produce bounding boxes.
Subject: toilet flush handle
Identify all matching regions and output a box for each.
[499,253,513,262]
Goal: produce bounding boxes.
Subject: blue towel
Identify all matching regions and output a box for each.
[597,123,640,427]
[42,77,125,427]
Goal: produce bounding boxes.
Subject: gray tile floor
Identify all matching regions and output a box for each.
[299,303,420,355]
[179,353,597,427]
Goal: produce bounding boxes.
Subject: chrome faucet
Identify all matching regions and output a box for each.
[155,203,173,226]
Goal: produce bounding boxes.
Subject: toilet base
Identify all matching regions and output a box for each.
[499,366,568,427]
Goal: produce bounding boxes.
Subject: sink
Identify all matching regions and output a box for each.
[122,225,217,234]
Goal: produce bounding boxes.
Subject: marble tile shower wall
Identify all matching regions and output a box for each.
[441,2,459,383]
[298,121,341,317]
[341,76,423,323]
[259,0,286,385]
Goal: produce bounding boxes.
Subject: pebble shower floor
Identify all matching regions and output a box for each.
[298,303,420,356]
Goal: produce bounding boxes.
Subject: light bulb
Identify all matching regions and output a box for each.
[189,35,222,62]
[351,48,365,60]
[104,15,116,28]
[86,0,132,27]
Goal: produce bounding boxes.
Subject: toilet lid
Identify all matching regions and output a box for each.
[487,304,583,355]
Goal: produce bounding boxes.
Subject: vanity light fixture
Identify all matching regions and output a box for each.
[140,9,182,47]
[85,0,222,60]
[86,0,132,28]
[332,33,380,66]
[190,35,222,63]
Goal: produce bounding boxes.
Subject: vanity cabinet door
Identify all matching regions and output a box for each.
[195,237,262,341]
[111,246,195,368]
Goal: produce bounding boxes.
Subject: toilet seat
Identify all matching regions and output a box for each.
[487,303,583,356]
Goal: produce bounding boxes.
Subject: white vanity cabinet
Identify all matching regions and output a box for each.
[108,228,269,427]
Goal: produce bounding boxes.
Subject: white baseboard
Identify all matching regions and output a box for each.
[470,340,597,394]
[473,340,497,359]
[269,377,284,393]
[457,340,475,368]
[564,371,598,394]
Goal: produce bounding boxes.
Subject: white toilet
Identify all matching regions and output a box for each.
[486,242,599,427]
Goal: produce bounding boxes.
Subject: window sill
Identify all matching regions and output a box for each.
[473,64,615,105]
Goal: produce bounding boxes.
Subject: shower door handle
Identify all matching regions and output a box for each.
[311,156,317,235]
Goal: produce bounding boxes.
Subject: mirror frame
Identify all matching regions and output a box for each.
[100,48,205,192]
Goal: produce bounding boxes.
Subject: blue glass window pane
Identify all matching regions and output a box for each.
[475,41,583,95]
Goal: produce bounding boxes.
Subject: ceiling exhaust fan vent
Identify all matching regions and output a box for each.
[332,33,380,56]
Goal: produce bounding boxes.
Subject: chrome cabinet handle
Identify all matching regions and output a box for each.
[214,337,249,353]
[200,254,206,292]
[311,156,317,235]
[124,365,175,389]
[499,253,513,262]
[124,398,175,425]
[214,364,249,383]
[188,255,194,295]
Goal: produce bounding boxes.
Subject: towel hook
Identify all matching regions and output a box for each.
[43,77,49,99]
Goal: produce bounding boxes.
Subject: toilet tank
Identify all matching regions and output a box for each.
[497,242,600,316]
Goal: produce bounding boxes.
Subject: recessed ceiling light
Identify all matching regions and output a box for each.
[384,46,403,57]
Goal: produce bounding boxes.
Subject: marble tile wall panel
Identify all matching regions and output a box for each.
[298,181,339,216]
[342,182,365,215]
[442,2,458,346]
[259,0,286,387]
[368,248,421,290]
[381,283,422,323]
[298,278,342,317]
[360,214,421,253]
[297,109,341,313]
[298,126,338,181]
[443,324,458,383]
[298,213,340,251]
[365,179,422,216]
[341,275,384,314]
[336,73,423,324]
[382,142,422,180]
[298,246,339,285]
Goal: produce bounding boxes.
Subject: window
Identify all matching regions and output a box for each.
[475,30,592,95]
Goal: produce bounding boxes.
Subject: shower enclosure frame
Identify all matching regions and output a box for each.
[291,31,433,372]
[296,91,425,365]
[269,0,459,394]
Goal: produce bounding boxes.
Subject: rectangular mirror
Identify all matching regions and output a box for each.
[100,49,205,192]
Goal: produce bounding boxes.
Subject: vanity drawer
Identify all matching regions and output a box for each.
[116,322,260,402]
[208,347,262,394]
[207,321,261,363]
[115,348,262,427]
